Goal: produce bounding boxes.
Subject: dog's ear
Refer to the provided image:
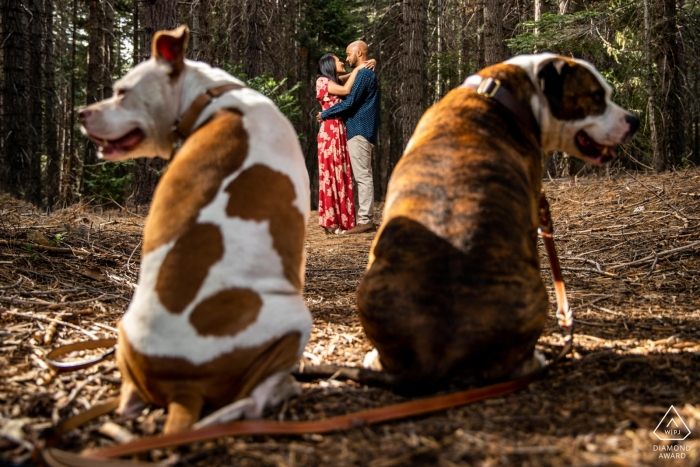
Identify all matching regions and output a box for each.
[152,25,189,77]
[536,57,572,119]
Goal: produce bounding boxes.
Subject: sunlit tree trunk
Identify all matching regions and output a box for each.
[400,0,427,152]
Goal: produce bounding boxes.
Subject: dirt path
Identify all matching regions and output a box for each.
[2,170,700,466]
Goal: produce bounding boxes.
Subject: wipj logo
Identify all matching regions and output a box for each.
[654,406,691,441]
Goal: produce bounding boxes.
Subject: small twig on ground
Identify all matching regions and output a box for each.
[0,239,91,256]
[607,240,700,270]
[126,240,142,273]
[3,309,98,339]
[643,251,659,279]
[0,277,24,289]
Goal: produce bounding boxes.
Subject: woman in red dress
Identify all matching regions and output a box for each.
[316,54,373,234]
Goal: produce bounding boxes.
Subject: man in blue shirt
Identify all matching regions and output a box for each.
[317,41,380,234]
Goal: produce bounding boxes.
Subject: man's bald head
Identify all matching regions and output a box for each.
[346,41,369,68]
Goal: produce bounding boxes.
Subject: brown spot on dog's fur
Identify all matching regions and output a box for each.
[538,59,607,120]
[143,109,248,255]
[189,288,263,337]
[224,165,304,289]
[156,223,223,314]
[116,324,301,432]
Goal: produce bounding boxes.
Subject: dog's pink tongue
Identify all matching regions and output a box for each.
[114,129,143,150]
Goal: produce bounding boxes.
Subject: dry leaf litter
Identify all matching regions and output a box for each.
[1,169,700,466]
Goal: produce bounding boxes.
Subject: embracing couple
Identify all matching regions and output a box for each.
[316,41,380,235]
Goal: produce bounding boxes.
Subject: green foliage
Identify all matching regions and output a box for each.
[52,233,65,246]
[298,0,360,61]
[507,12,603,57]
[247,75,302,127]
[83,161,135,205]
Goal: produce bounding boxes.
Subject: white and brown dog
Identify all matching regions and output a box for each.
[357,54,639,394]
[79,26,311,433]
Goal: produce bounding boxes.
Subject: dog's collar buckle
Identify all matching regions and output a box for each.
[462,74,540,145]
[477,77,501,98]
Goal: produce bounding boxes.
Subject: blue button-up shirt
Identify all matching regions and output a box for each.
[321,68,380,145]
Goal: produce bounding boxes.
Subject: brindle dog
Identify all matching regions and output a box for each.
[356,54,639,394]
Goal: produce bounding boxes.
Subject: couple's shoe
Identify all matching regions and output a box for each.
[322,223,376,235]
[343,223,376,235]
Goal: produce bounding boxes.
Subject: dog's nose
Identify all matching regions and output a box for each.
[625,114,640,135]
[78,109,91,124]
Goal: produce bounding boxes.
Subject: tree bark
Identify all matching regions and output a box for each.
[643,0,662,171]
[652,0,685,170]
[103,0,114,99]
[483,0,505,66]
[44,0,60,208]
[84,0,105,172]
[400,0,427,154]
[1,0,40,204]
[28,0,44,205]
[133,0,178,206]
[245,0,265,78]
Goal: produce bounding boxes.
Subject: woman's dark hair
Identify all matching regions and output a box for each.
[317,53,339,83]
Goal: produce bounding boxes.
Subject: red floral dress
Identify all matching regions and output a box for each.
[316,77,356,231]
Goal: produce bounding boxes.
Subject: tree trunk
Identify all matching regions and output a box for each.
[229,0,243,67]
[195,0,212,63]
[475,0,485,70]
[643,0,662,171]
[84,0,105,173]
[245,0,265,78]
[28,0,43,205]
[133,0,140,65]
[103,0,114,98]
[652,0,685,170]
[1,0,38,203]
[142,0,178,58]
[400,0,427,154]
[483,0,505,66]
[64,0,80,203]
[44,0,60,208]
[134,0,178,206]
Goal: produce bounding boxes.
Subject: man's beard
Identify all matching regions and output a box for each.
[348,58,357,68]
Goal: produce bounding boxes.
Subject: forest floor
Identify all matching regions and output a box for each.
[2,169,700,466]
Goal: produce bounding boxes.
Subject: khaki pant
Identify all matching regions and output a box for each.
[347,136,374,225]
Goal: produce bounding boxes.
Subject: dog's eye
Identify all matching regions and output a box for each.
[116,88,129,97]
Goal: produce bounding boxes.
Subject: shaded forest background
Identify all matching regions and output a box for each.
[0,0,699,210]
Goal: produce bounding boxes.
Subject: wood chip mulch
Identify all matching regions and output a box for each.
[1,169,700,466]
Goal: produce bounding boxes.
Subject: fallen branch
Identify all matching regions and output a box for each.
[0,239,91,256]
[2,310,98,339]
[607,240,700,270]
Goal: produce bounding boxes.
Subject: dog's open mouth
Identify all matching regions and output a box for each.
[91,128,145,158]
[575,130,616,164]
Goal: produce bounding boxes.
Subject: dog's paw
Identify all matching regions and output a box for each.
[509,350,546,379]
[363,348,382,371]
